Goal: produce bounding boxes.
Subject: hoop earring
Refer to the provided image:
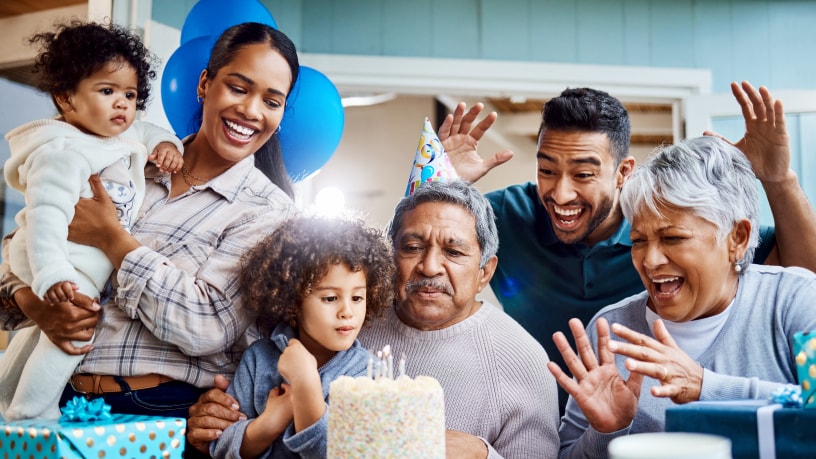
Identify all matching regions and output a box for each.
[197,95,203,104]
[273,125,281,135]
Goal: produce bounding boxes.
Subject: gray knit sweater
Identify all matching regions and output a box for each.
[559,264,816,459]
[359,301,561,459]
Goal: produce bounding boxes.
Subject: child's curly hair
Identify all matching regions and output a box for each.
[240,215,395,334]
[30,19,157,112]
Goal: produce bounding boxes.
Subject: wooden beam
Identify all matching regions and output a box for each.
[0,4,90,70]
[0,0,85,19]
[0,2,113,87]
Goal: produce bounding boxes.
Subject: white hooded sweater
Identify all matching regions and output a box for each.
[3,118,182,298]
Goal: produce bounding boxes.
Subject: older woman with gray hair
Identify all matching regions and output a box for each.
[548,135,816,458]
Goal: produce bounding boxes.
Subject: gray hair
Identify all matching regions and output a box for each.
[387,180,499,267]
[620,136,759,272]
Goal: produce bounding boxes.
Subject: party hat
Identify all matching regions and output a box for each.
[404,117,459,196]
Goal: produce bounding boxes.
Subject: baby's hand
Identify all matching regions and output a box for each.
[149,142,183,173]
[278,339,318,385]
[44,281,78,305]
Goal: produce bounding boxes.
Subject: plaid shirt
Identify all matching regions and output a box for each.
[0,156,295,387]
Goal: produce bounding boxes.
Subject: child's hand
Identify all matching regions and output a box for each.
[44,281,78,305]
[148,141,183,173]
[240,384,294,457]
[278,338,318,385]
[258,384,294,435]
[278,340,326,433]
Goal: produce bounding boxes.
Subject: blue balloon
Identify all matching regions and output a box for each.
[161,36,215,138]
[180,0,277,45]
[279,67,345,181]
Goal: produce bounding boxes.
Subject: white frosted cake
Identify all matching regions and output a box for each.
[327,374,446,458]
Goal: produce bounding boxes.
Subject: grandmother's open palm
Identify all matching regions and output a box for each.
[608,320,704,405]
[548,318,643,433]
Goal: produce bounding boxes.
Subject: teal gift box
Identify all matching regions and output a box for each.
[0,414,186,458]
[665,400,816,459]
[794,330,816,407]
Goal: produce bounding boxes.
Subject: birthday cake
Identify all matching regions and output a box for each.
[327,369,445,458]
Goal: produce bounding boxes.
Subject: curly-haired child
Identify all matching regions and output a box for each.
[0,20,183,420]
[210,215,395,458]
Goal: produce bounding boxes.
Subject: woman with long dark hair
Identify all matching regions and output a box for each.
[0,22,300,447]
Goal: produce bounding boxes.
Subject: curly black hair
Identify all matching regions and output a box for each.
[30,19,157,112]
[240,215,395,334]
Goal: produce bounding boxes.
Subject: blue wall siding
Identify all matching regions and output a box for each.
[576,0,625,64]
[692,2,732,81]
[153,0,816,91]
[382,0,433,57]
[268,0,303,45]
[768,2,816,89]
[622,0,651,67]
[334,0,382,54]
[731,2,772,87]
[151,0,195,31]
[301,0,335,52]
[650,1,695,67]
[432,0,482,58]
[529,1,577,63]
[482,0,529,60]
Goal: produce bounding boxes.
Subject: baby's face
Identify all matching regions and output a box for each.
[60,59,138,138]
[297,264,367,363]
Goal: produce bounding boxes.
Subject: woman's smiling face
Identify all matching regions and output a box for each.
[197,42,292,165]
[630,204,747,322]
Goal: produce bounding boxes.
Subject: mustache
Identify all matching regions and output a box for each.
[404,279,453,296]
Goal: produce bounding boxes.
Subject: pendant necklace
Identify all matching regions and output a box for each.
[180,166,209,186]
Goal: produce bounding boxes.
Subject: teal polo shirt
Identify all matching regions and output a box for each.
[486,182,774,412]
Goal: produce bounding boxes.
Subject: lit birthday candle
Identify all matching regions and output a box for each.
[384,345,394,379]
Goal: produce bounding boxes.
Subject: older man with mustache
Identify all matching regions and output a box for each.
[187,180,560,459]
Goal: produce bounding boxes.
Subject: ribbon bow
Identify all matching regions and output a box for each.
[60,396,113,422]
[770,385,803,408]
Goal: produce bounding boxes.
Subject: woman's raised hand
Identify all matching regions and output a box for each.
[608,319,704,404]
[548,318,643,433]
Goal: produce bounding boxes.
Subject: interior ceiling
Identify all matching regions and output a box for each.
[0,0,86,87]
[0,0,84,18]
[488,97,674,146]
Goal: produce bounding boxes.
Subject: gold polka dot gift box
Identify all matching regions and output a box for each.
[0,398,185,459]
[794,330,816,408]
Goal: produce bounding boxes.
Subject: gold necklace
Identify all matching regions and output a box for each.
[180,166,209,186]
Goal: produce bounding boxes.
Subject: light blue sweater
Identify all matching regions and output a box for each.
[210,323,369,459]
[559,264,816,459]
